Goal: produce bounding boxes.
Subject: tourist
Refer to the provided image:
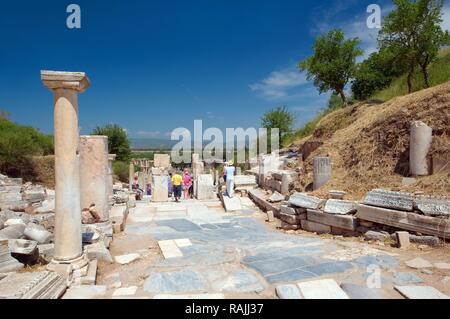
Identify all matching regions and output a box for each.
[182,169,192,200]
[188,172,194,198]
[132,176,143,200]
[172,171,183,202]
[224,162,236,198]
[168,173,173,198]
[146,182,152,196]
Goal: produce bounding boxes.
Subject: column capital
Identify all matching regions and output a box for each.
[41,70,90,92]
[108,154,117,161]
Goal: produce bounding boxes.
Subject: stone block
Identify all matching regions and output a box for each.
[307,209,358,231]
[63,285,107,299]
[364,231,389,242]
[152,175,169,202]
[356,204,450,238]
[280,222,301,230]
[279,212,305,225]
[196,174,216,200]
[114,253,140,265]
[112,286,138,297]
[268,191,285,203]
[394,286,449,299]
[313,157,332,190]
[9,239,39,265]
[234,175,257,186]
[266,211,275,223]
[85,242,113,263]
[275,284,303,299]
[81,260,98,285]
[324,199,357,215]
[153,154,171,168]
[395,231,410,249]
[158,240,183,259]
[288,192,325,210]
[414,196,450,217]
[363,189,414,211]
[38,243,54,263]
[405,257,432,269]
[0,224,26,240]
[0,271,67,299]
[24,223,52,244]
[297,279,349,299]
[300,220,331,234]
[221,194,242,212]
[0,239,24,272]
[23,188,46,204]
[329,190,346,200]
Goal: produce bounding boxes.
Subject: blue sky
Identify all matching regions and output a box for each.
[0,0,448,138]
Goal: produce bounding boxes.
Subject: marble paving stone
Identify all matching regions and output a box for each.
[405,257,433,269]
[243,255,319,276]
[114,253,140,265]
[158,240,183,258]
[393,272,423,285]
[275,284,303,299]
[340,283,384,299]
[144,269,207,293]
[394,286,450,299]
[63,285,107,299]
[353,255,399,269]
[174,238,192,247]
[265,269,317,284]
[210,269,264,293]
[434,262,450,270]
[156,219,202,232]
[297,279,349,299]
[301,261,353,277]
[112,286,138,297]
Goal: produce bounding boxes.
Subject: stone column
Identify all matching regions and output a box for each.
[129,163,135,190]
[410,121,432,176]
[107,154,117,197]
[313,157,331,190]
[41,70,89,271]
[258,154,266,188]
[79,136,110,222]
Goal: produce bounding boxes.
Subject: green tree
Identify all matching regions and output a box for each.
[299,29,363,105]
[0,109,9,120]
[379,0,450,93]
[352,49,406,100]
[261,106,295,147]
[91,124,131,162]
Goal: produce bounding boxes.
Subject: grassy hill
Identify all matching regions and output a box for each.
[287,81,450,200]
[372,48,450,101]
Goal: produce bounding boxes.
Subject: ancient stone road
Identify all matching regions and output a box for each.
[96,198,448,299]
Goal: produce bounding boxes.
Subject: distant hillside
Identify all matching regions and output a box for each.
[131,138,177,150]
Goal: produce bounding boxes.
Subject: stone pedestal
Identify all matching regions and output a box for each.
[41,70,89,271]
[410,121,432,176]
[152,175,168,202]
[107,154,117,198]
[80,136,110,222]
[313,157,331,190]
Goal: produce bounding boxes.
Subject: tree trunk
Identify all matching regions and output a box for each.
[407,67,414,94]
[420,64,430,88]
[338,90,347,105]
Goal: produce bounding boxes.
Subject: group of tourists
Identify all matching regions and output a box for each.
[131,162,237,202]
[169,169,193,202]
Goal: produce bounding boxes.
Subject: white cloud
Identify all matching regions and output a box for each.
[249,65,308,100]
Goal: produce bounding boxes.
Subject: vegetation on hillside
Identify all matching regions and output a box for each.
[0,113,54,179]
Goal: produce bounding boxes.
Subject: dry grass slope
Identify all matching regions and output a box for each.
[291,81,450,200]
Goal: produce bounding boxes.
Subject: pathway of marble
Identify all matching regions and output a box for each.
[93,198,444,299]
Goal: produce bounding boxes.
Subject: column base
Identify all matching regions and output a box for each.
[47,252,89,275]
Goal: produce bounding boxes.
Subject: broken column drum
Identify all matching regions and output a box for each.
[410,121,432,176]
[313,157,331,190]
[79,135,110,222]
[41,70,89,270]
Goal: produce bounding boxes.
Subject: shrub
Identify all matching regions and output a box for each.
[113,161,129,183]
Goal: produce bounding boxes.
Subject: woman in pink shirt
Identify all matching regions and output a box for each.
[182,169,192,200]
